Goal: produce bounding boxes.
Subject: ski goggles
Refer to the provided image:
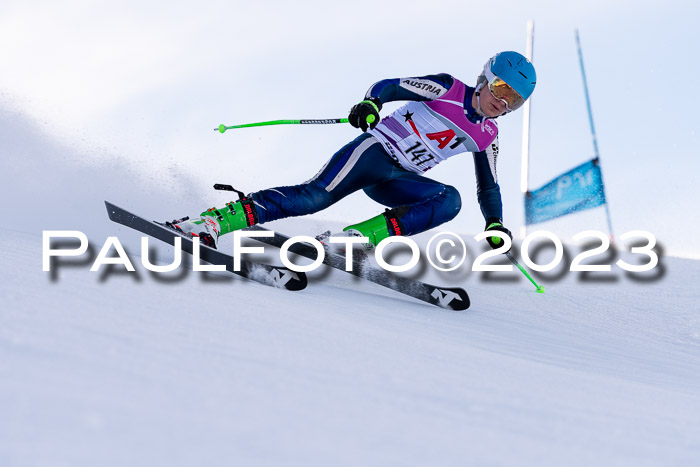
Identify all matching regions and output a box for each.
[486,77,526,111]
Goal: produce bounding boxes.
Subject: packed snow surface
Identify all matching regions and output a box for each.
[1,109,699,467]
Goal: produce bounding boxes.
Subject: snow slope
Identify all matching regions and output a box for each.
[1,108,700,466]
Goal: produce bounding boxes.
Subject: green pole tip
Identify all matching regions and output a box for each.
[218,124,226,133]
[366,114,376,124]
[536,285,545,294]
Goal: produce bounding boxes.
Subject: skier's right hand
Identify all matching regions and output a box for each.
[349,98,382,132]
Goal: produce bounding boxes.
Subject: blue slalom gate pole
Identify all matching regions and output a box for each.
[575,29,614,241]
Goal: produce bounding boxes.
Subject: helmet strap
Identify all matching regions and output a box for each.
[474,82,486,117]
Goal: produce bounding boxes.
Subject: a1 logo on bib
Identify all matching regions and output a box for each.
[426,130,467,150]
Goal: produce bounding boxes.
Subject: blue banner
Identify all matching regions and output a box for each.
[525,158,607,225]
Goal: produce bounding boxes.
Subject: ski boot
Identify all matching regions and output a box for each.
[342,208,404,247]
[315,208,406,261]
[165,198,259,249]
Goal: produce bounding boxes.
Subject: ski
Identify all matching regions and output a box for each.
[244,226,470,310]
[104,202,307,291]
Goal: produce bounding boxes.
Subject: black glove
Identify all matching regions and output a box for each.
[349,98,382,132]
[485,217,512,252]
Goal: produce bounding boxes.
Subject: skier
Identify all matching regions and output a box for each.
[169,51,536,253]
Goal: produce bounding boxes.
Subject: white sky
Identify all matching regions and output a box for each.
[1,0,699,257]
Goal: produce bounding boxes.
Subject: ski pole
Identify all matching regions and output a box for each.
[215,115,376,133]
[506,252,545,294]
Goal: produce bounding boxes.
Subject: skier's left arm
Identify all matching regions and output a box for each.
[349,74,453,131]
[364,74,453,104]
[473,138,513,250]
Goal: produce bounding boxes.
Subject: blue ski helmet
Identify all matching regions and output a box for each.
[477,51,537,103]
